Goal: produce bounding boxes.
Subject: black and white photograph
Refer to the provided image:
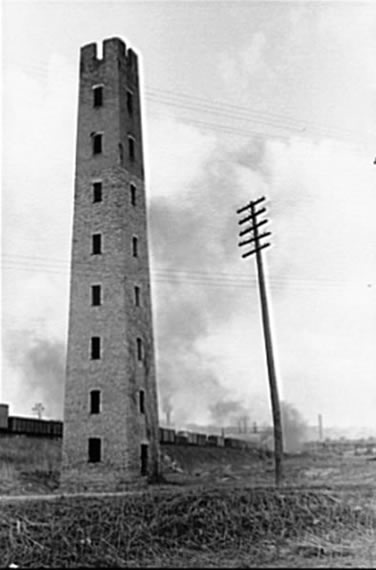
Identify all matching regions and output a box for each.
[1,0,376,567]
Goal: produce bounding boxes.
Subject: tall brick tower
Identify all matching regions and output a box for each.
[61,37,160,491]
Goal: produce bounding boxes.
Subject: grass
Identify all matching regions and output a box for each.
[1,486,376,567]
[0,435,61,495]
[1,434,376,567]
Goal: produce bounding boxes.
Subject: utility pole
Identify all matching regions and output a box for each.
[236,196,284,487]
[318,413,323,441]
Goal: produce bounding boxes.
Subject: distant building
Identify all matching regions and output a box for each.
[61,37,160,492]
[0,404,9,429]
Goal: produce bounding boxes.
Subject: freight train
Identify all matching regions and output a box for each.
[0,405,262,451]
[159,427,260,450]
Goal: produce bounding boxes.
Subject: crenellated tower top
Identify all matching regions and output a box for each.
[80,37,139,78]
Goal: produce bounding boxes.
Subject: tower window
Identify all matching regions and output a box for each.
[139,390,145,414]
[127,91,133,115]
[92,234,102,255]
[134,285,140,307]
[90,390,101,414]
[93,86,103,108]
[130,183,136,206]
[136,337,143,362]
[91,285,101,306]
[92,133,103,155]
[93,182,102,203]
[132,236,138,257]
[128,136,135,161]
[119,143,124,165]
[91,337,101,360]
[88,438,101,463]
[140,444,148,475]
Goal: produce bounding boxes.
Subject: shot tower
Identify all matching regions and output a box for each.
[61,38,160,491]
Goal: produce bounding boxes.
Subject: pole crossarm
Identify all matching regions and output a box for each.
[239,218,268,237]
[250,196,266,208]
[235,195,266,215]
[239,231,271,248]
[238,206,266,225]
[241,242,271,258]
[236,201,253,215]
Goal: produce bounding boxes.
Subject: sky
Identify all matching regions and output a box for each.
[1,0,376,434]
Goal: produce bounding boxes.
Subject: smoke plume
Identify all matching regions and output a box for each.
[281,401,309,453]
[209,399,249,426]
[3,331,65,419]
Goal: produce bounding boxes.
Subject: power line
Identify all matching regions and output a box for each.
[146,86,375,141]
[145,91,373,145]
[1,261,370,291]
[1,252,362,283]
[5,59,375,147]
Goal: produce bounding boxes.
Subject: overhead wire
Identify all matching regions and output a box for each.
[5,59,375,149]
[3,59,374,295]
[1,254,369,291]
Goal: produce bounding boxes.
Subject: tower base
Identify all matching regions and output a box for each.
[59,466,148,494]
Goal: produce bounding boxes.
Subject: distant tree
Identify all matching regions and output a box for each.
[32,402,45,419]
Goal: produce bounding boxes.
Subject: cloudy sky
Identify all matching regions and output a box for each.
[2,0,376,432]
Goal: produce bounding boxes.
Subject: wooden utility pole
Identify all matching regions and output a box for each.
[237,196,284,486]
[318,413,323,441]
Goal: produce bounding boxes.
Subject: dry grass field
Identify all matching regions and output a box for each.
[1,434,376,568]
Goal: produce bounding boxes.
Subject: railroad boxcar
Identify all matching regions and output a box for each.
[207,434,225,447]
[9,416,32,435]
[176,430,190,445]
[187,431,198,445]
[207,434,218,446]
[9,416,61,437]
[186,432,207,446]
[0,404,9,430]
[196,432,208,446]
[224,436,244,449]
[186,431,198,445]
[50,421,63,437]
[159,427,176,444]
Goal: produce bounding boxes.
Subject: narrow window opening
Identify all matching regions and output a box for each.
[119,143,124,165]
[134,286,140,307]
[92,234,102,255]
[92,133,102,155]
[132,236,138,258]
[136,337,143,362]
[88,438,101,463]
[93,182,102,203]
[127,91,133,115]
[90,390,101,414]
[140,444,148,475]
[139,390,145,414]
[130,183,136,206]
[91,285,101,306]
[91,337,101,360]
[128,136,135,161]
[93,86,103,108]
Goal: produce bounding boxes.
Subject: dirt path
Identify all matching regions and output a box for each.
[0,489,144,502]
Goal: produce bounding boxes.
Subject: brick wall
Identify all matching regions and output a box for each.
[61,37,160,492]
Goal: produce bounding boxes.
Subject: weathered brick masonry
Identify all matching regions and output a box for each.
[61,37,160,491]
